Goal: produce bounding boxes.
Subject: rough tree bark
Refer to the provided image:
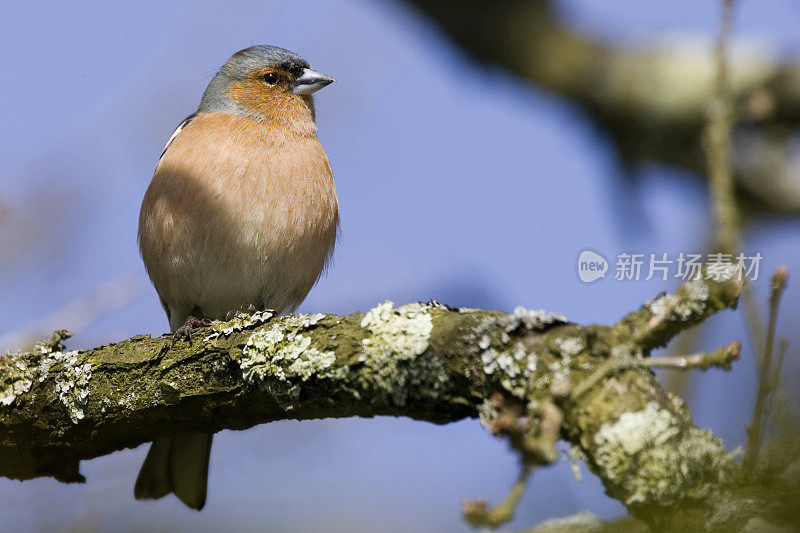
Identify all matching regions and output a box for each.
[2,272,794,531]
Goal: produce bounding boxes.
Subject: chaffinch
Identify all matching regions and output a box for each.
[135,45,338,510]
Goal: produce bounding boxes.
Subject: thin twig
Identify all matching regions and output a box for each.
[664,326,702,397]
[764,338,790,440]
[571,340,740,403]
[463,467,532,528]
[744,267,788,474]
[642,341,741,371]
[741,284,767,366]
[772,338,789,393]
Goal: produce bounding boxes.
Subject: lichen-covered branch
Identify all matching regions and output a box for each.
[404,0,800,215]
[0,275,794,530]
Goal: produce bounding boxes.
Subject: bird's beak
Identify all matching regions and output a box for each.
[291,68,335,95]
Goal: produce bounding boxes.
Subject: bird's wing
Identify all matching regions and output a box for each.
[157,113,198,165]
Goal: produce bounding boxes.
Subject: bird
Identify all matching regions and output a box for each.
[135,45,339,510]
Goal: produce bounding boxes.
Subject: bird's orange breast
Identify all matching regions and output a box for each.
[138,112,339,323]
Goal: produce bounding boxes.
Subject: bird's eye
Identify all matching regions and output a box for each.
[262,72,280,85]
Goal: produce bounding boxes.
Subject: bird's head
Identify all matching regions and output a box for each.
[198,45,334,123]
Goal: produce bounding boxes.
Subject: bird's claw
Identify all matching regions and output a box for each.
[172,316,212,344]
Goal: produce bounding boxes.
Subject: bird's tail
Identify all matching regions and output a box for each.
[134,433,213,510]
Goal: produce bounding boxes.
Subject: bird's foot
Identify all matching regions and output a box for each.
[172,316,212,344]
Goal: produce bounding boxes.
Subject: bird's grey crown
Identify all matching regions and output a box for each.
[224,45,310,79]
[197,45,311,115]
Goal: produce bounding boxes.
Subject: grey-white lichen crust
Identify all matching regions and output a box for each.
[0,337,62,407]
[234,302,444,408]
[0,341,91,424]
[359,301,436,406]
[647,278,710,323]
[593,401,733,506]
[0,356,33,406]
[238,313,334,405]
[204,310,274,341]
[53,351,92,424]
[478,306,569,398]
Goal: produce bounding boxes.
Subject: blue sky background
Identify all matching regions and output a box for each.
[1,1,799,531]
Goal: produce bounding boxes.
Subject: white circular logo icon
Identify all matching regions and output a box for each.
[577,250,608,283]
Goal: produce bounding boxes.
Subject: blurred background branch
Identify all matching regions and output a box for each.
[405,0,800,216]
[703,0,739,254]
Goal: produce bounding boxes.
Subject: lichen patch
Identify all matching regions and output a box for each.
[647,280,711,325]
[358,301,435,405]
[475,307,567,398]
[593,402,733,506]
[361,302,433,360]
[0,356,33,406]
[482,343,537,398]
[675,280,709,319]
[281,313,326,330]
[684,279,710,301]
[500,306,568,333]
[1,330,83,410]
[52,350,92,424]
[239,321,334,405]
[204,310,275,340]
[554,336,586,357]
[478,398,500,430]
